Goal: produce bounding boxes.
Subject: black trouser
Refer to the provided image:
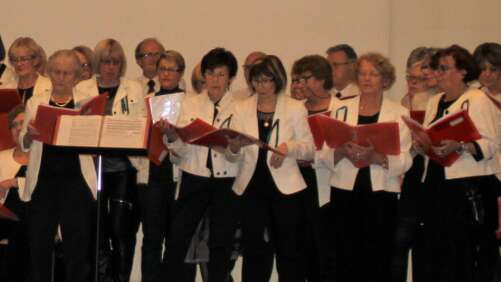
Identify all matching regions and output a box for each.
[28,172,94,282]
[0,188,30,282]
[241,181,308,282]
[299,166,322,282]
[328,187,398,282]
[138,176,176,282]
[162,171,238,282]
[99,169,140,282]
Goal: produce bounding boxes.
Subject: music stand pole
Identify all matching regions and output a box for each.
[94,155,103,282]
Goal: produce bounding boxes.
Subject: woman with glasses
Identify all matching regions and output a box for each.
[316,53,412,282]
[392,47,440,282]
[7,37,51,103]
[75,38,146,282]
[161,47,240,282]
[414,45,500,282]
[226,55,314,282]
[72,45,94,82]
[290,54,336,281]
[138,50,186,282]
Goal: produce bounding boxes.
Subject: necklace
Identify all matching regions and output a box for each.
[51,96,72,107]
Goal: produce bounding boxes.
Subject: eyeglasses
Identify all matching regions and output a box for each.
[10,55,36,63]
[436,64,455,73]
[158,67,180,74]
[137,52,160,59]
[406,75,427,83]
[291,74,314,84]
[81,63,91,69]
[251,77,274,85]
[101,59,121,66]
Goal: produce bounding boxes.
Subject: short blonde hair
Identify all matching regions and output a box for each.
[93,38,127,77]
[8,37,47,74]
[47,49,82,78]
[356,52,396,90]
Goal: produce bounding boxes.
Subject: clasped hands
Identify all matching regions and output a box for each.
[335,141,387,167]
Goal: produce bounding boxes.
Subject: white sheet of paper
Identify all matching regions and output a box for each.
[99,116,148,149]
[54,115,102,147]
[148,93,183,124]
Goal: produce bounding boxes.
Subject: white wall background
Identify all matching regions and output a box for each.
[2,0,500,281]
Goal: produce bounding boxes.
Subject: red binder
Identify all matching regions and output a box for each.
[0,89,23,150]
[402,110,481,166]
[410,110,425,124]
[33,95,108,144]
[0,203,19,221]
[309,113,400,150]
[172,118,284,155]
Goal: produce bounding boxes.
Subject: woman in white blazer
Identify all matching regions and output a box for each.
[415,45,500,282]
[226,55,315,282]
[20,50,96,282]
[0,105,30,282]
[317,53,412,282]
[6,37,51,102]
[290,54,338,281]
[74,38,146,282]
[161,48,241,282]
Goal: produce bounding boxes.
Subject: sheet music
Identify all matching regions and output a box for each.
[99,116,148,148]
[54,115,102,147]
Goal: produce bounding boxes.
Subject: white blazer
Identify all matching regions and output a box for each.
[0,64,16,89]
[228,94,315,195]
[75,77,149,183]
[166,90,239,178]
[0,148,26,204]
[19,89,97,202]
[422,89,500,180]
[316,95,412,193]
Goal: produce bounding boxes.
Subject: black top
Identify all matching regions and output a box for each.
[156,86,183,96]
[39,99,82,177]
[353,112,380,192]
[18,87,34,105]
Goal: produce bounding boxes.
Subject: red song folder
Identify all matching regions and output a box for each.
[0,203,19,221]
[33,95,108,145]
[0,89,23,150]
[308,113,400,155]
[410,110,425,124]
[172,118,284,155]
[402,110,481,167]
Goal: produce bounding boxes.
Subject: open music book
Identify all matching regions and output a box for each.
[308,113,400,168]
[402,110,481,166]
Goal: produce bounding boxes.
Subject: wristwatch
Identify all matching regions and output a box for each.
[456,141,466,154]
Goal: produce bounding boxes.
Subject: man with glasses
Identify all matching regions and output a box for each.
[326,44,360,99]
[135,38,165,95]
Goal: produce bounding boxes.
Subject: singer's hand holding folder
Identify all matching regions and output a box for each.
[0,89,22,150]
[402,110,481,166]
[308,113,400,156]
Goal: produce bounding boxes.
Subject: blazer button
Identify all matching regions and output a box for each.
[190,118,194,121]
[216,172,220,176]
[445,110,449,114]
[223,171,227,175]
[114,111,117,114]
[213,153,217,158]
